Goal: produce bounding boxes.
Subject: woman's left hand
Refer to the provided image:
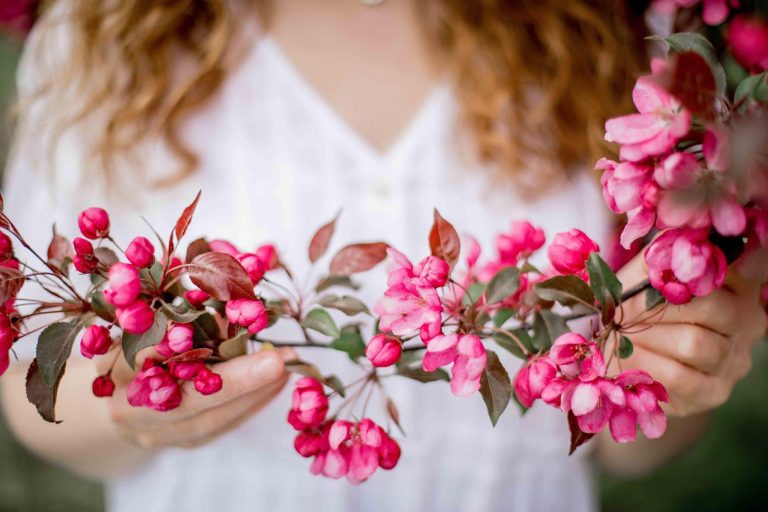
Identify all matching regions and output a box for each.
[616,253,766,417]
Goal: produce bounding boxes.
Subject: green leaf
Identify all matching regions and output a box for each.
[479,350,513,426]
[734,72,768,107]
[329,324,365,361]
[315,275,360,293]
[651,32,727,94]
[532,310,569,352]
[586,253,622,307]
[139,262,163,287]
[160,301,205,323]
[462,282,486,307]
[36,320,84,386]
[645,287,666,311]
[534,275,597,313]
[218,332,248,360]
[493,308,515,328]
[317,294,369,316]
[26,359,66,423]
[396,365,450,383]
[90,291,115,322]
[485,266,520,304]
[302,308,340,338]
[493,328,535,359]
[192,313,221,345]
[122,311,167,369]
[619,335,634,359]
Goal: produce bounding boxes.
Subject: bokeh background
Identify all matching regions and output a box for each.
[1,27,767,512]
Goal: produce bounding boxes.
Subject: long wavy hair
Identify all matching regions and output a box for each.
[28,0,648,193]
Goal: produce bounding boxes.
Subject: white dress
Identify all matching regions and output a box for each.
[4,14,612,512]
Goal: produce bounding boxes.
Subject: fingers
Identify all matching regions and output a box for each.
[629,323,732,374]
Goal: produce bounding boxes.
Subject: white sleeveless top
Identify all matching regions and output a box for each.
[5,17,612,512]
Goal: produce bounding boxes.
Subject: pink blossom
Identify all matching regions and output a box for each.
[655,136,746,237]
[422,334,486,397]
[728,15,768,73]
[125,236,155,268]
[549,333,606,381]
[609,369,669,443]
[545,377,626,433]
[72,237,98,273]
[126,359,182,412]
[325,418,398,484]
[168,360,205,380]
[225,298,268,334]
[255,244,279,270]
[513,356,557,408]
[0,232,13,260]
[414,256,449,287]
[0,314,16,377]
[166,323,194,353]
[287,378,329,431]
[651,0,736,26]
[294,425,330,458]
[547,229,600,279]
[365,334,402,367]
[115,300,155,334]
[104,263,141,307]
[80,324,112,359]
[77,207,110,240]
[645,228,727,304]
[496,221,546,264]
[376,276,443,342]
[184,290,209,308]
[208,239,239,256]
[236,252,266,284]
[194,368,223,395]
[604,77,691,162]
[92,375,115,397]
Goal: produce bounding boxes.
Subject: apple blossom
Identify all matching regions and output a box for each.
[225,298,268,334]
[548,333,606,381]
[79,324,112,359]
[126,359,182,412]
[103,263,141,307]
[166,323,194,353]
[287,378,329,431]
[72,237,98,273]
[547,229,600,278]
[609,370,669,443]
[125,236,155,268]
[92,375,115,397]
[514,356,557,408]
[194,368,223,395]
[115,300,155,334]
[365,334,402,367]
[77,207,110,239]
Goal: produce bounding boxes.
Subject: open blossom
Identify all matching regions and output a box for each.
[513,356,557,408]
[549,333,606,381]
[72,237,98,273]
[383,248,449,288]
[728,15,768,73]
[376,276,443,342]
[225,298,268,334]
[563,378,627,434]
[77,207,110,239]
[166,323,194,353]
[287,378,329,430]
[115,300,155,334]
[496,221,546,263]
[92,375,115,397]
[645,228,727,305]
[609,370,669,443]
[194,368,223,395]
[365,334,402,367]
[125,236,155,268]
[651,0,736,26]
[604,77,691,162]
[655,131,746,237]
[104,263,141,307]
[547,229,600,279]
[126,359,182,412]
[422,334,486,397]
[80,324,112,359]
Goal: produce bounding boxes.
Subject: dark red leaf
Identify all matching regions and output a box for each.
[0,266,24,303]
[185,237,211,264]
[567,411,595,455]
[309,213,339,264]
[428,209,460,269]
[165,348,213,363]
[188,252,256,301]
[47,225,70,261]
[329,242,388,276]
[667,52,717,120]
[174,191,201,241]
[26,359,65,423]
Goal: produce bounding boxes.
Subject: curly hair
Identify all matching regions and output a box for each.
[28,0,648,192]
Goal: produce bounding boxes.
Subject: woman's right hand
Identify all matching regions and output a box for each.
[103,347,293,450]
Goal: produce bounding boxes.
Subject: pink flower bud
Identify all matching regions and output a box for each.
[255,243,279,270]
[168,360,205,380]
[184,290,210,308]
[496,221,546,263]
[414,256,449,287]
[126,236,155,268]
[80,324,112,359]
[92,375,115,397]
[104,263,141,307]
[728,15,768,73]
[365,334,402,367]
[294,428,329,458]
[77,207,110,239]
[287,377,329,430]
[236,252,266,284]
[73,237,98,273]
[0,232,13,261]
[166,323,194,353]
[194,368,223,395]
[547,229,600,277]
[0,314,15,377]
[116,300,155,334]
[378,430,401,470]
[225,298,268,334]
[513,356,557,408]
[126,360,182,411]
[209,239,239,256]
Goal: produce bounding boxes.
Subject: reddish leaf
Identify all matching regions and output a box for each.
[47,225,70,261]
[174,191,201,241]
[567,411,595,455]
[428,209,460,269]
[26,359,65,423]
[165,348,213,363]
[188,252,256,301]
[386,397,405,436]
[185,237,211,263]
[309,213,339,264]
[94,247,119,268]
[0,266,24,303]
[667,52,717,120]
[329,242,388,276]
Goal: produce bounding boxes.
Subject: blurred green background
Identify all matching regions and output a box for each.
[1,30,767,512]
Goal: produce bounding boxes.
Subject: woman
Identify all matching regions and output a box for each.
[0,1,764,511]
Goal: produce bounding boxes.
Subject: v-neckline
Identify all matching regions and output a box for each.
[258,35,449,167]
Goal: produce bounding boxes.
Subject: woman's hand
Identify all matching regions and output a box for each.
[616,253,766,417]
[102,347,293,450]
